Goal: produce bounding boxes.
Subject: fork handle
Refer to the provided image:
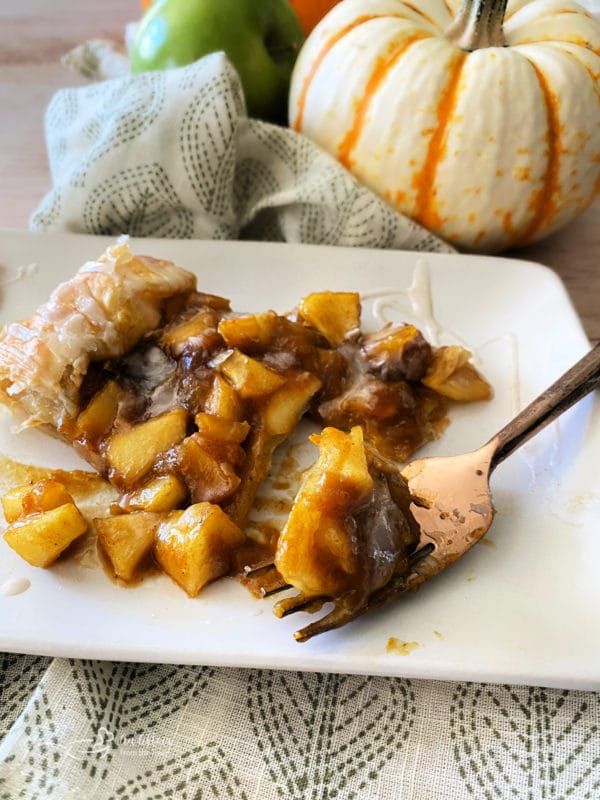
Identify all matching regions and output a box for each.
[489,342,600,471]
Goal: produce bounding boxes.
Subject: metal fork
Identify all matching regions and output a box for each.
[245,343,600,641]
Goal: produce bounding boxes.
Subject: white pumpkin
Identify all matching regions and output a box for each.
[289,0,600,252]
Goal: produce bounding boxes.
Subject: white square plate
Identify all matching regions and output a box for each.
[0,230,598,689]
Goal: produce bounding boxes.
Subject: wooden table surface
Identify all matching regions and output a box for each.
[1,0,598,342]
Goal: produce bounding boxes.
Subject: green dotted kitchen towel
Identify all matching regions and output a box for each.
[1,658,599,799]
[30,51,451,253]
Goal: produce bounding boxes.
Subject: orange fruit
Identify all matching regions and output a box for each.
[288,0,341,36]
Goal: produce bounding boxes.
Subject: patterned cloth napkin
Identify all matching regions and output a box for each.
[29,51,448,253]
[1,654,600,799]
[1,48,599,800]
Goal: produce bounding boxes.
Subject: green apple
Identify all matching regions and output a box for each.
[130,0,305,123]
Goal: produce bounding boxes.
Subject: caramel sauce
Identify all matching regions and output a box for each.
[386,637,421,656]
[478,538,497,549]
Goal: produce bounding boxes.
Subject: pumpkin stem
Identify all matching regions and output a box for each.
[444,0,509,51]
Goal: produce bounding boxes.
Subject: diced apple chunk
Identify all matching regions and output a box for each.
[218,350,285,398]
[218,311,279,351]
[119,475,188,513]
[23,479,75,516]
[160,310,218,348]
[1,485,29,523]
[4,503,88,568]
[297,292,360,346]
[264,372,322,436]
[176,434,240,504]
[219,311,325,354]
[194,412,250,444]
[76,380,121,441]
[422,346,492,401]
[154,503,245,597]
[204,374,243,420]
[2,479,75,523]
[275,426,373,598]
[105,408,188,486]
[95,511,160,582]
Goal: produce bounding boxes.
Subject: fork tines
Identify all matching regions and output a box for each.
[243,556,428,641]
[242,559,290,598]
[273,592,361,642]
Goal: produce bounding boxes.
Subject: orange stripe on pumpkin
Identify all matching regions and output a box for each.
[440,0,455,18]
[337,34,429,169]
[293,14,424,131]
[395,1,437,28]
[411,52,467,232]
[518,62,562,244]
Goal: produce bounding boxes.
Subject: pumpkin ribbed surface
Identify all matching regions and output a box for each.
[289,0,600,252]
